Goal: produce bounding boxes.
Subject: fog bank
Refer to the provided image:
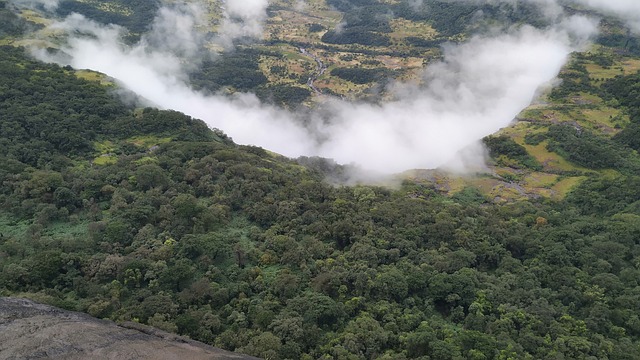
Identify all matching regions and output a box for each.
[25,2,601,173]
[573,0,640,33]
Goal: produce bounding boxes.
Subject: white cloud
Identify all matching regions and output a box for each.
[143,3,206,61]
[313,21,595,171]
[574,0,640,33]
[217,0,269,47]
[31,4,599,174]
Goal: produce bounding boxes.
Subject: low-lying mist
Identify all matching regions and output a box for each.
[16,0,605,174]
[572,0,640,33]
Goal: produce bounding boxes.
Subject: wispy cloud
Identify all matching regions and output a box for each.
[573,0,640,33]
[216,0,269,47]
[27,1,600,174]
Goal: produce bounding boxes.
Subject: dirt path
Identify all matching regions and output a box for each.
[300,47,326,94]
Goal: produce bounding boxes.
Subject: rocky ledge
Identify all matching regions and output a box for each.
[0,297,259,360]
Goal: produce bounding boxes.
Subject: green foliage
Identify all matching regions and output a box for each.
[603,71,640,121]
[483,135,542,170]
[56,0,161,41]
[404,37,442,48]
[187,47,312,107]
[0,0,35,37]
[0,45,227,170]
[394,0,550,37]
[330,67,389,84]
[597,30,640,56]
[451,187,487,205]
[189,49,268,93]
[0,46,128,164]
[322,1,392,46]
[549,61,595,101]
[523,132,546,146]
[545,125,640,172]
[257,84,311,108]
[613,122,640,151]
[566,175,640,215]
[308,24,325,32]
[322,29,391,47]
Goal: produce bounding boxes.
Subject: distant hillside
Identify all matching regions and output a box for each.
[6,0,576,103]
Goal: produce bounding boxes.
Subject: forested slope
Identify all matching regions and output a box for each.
[1,44,640,360]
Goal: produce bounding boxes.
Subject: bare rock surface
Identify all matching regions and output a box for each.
[0,297,259,360]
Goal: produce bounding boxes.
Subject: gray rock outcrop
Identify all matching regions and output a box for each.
[0,297,259,360]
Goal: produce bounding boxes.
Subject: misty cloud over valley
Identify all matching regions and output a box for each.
[11,0,637,173]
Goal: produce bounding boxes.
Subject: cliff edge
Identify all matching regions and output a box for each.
[0,297,259,360]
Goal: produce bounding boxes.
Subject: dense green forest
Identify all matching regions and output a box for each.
[321,0,551,47]
[0,1,26,37]
[2,42,640,360]
[330,67,389,85]
[56,0,161,41]
[188,48,311,108]
[3,0,640,358]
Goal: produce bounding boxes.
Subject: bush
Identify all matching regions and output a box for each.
[483,135,541,170]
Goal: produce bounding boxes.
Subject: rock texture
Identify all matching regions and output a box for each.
[0,297,259,360]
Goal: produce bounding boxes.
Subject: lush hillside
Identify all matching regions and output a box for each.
[56,0,161,42]
[462,33,640,203]
[3,0,640,359]
[1,43,640,360]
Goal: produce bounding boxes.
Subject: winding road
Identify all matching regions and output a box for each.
[300,47,327,94]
